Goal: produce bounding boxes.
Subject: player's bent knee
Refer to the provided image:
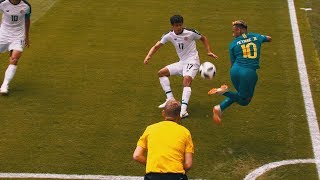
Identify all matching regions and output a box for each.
[183,83,192,87]
[158,71,163,77]
[239,101,250,106]
[10,58,19,65]
[158,69,169,77]
[238,98,251,106]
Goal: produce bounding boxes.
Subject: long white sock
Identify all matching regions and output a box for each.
[2,64,17,87]
[159,76,174,100]
[181,87,191,113]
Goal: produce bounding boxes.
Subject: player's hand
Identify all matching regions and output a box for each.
[208,52,218,59]
[144,56,151,64]
[25,38,30,48]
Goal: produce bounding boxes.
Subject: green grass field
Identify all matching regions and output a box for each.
[0,0,319,179]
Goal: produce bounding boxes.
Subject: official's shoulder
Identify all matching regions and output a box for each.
[176,123,191,133]
[147,122,159,128]
[184,28,201,35]
[147,121,165,128]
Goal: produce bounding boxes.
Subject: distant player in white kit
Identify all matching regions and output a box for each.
[0,0,31,95]
[144,15,218,118]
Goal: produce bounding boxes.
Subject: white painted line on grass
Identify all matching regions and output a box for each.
[287,0,320,177]
[0,173,143,180]
[300,8,312,11]
[31,0,58,23]
[244,0,320,179]
[244,159,317,180]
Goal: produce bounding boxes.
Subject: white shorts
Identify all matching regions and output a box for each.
[0,35,24,53]
[166,60,200,79]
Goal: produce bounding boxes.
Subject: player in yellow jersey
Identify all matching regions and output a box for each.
[133,99,194,180]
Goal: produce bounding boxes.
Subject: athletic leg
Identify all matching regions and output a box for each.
[1,50,21,95]
[180,62,199,118]
[158,62,182,108]
[222,65,256,106]
[180,76,192,118]
[237,68,257,106]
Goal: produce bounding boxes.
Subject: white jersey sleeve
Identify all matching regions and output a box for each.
[190,29,202,40]
[159,32,171,44]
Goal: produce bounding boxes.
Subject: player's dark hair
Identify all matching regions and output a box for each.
[232,20,247,30]
[170,15,183,25]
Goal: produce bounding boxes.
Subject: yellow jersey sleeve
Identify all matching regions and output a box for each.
[185,131,194,153]
[137,127,149,149]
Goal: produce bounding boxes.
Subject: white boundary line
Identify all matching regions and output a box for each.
[287,0,320,175]
[31,0,58,23]
[244,0,320,179]
[0,173,143,179]
[244,159,317,180]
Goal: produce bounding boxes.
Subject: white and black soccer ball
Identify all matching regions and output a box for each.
[199,62,216,79]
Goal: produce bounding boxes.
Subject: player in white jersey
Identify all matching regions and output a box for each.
[144,15,218,118]
[0,0,31,95]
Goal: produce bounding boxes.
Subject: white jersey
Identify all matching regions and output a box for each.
[0,0,31,39]
[160,28,202,63]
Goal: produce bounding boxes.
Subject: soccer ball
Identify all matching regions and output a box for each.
[199,62,216,79]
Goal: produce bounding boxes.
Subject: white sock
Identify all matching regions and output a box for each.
[181,87,191,113]
[2,64,17,88]
[159,76,174,100]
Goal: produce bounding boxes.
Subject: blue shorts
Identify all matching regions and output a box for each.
[230,64,258,99]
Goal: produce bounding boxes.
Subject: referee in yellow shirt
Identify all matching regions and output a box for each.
[133,99,194,180]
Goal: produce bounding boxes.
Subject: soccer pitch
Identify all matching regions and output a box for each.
[0,0,319,179]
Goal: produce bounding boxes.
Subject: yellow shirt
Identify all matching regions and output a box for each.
[137,121,194,174]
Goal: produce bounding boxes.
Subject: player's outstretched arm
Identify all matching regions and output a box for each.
[200,35,218,59]
[144,41,163,64]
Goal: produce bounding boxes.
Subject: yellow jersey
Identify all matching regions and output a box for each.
[137,121,194,174]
